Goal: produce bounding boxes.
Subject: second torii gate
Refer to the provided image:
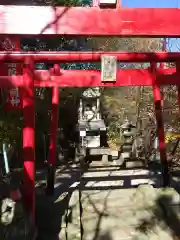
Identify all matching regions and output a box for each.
[0,1,180,221]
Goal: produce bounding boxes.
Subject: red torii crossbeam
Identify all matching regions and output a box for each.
[0,68,178,88]
[0,6,180,36]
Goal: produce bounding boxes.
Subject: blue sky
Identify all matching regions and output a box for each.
[122,0,179,8]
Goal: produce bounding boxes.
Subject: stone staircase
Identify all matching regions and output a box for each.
[58,162,173,240]
[34,161,180,240]
[60,185,178,240]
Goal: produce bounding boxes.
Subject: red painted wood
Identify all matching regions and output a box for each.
[1,51,180,62]
[0,6,180,36]
[48,65,59,165]
[151,62,169,187]
[22,57,35,221]
[0,68,178,88]
[159,39,167,107]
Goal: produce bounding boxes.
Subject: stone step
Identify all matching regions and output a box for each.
[81,211,156,233]
[82,187,135,197]
[121,152,131,159]
[83,227,137,240]
[59,187,177,240]
[83,226,173,240]
[121,145,133,151]
[80,192,159,222]
[81,185,160,204]
[124,138,133,144]
[59,225,81,240]
[84,222,125,237]
[67,189,135,211]
[126,160,145,168]
[82,208,151,226]
[82,169,154,178]
[101,154,109,164]
[61,190,81,228]
[123,131,134,137]
[80,177,162,194]
[82,203,135,216]
[80,186,174,240]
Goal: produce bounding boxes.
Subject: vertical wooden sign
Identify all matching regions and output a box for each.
[0,37,22,110]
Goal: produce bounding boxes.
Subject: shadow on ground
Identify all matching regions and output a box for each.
[135,194,180,239]
[10,157,180,240]
[35,163,82,240]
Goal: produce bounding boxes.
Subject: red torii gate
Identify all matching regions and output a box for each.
[0,2,180,221]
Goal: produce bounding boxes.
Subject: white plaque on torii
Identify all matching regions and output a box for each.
[101,55,117,82]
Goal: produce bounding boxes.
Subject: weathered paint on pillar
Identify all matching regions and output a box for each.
[23,57,35,220]
[46,64,60,196]
[159,39,166,108]
[151,62,170,187]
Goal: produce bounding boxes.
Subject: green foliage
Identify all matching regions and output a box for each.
[31,0,91,6]
[53,0,88,6]
[62,62,100,70]
[0,110,23,151]
[107,118,121,149]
